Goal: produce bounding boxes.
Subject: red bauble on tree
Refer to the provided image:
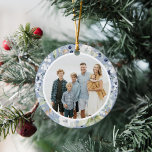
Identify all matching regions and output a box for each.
[0,62,4,66]
[32,27,43,39]
[16,119,37,137]
[16,102,39,137]
[2,40,11,50]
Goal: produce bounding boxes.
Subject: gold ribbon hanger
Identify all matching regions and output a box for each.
[72,0,83,51]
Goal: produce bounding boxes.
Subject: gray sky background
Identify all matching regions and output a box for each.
[43,53,110,107]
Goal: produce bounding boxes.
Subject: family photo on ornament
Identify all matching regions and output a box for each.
[51,63,106,119]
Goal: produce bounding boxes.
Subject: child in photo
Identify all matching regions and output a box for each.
[51,69,67,116]
[70,72,80,119]
[62,82,75,118]
[88,74,106,100]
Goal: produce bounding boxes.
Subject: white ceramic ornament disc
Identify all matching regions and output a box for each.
[35,44,118,128]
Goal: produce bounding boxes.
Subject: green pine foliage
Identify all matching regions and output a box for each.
[114,95,152,152]
[0,0,152,152]
[51,0,134,27]
[62,137,114,152]
[0,106,26,140]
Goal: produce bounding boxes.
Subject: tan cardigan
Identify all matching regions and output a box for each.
[87,79,106,100]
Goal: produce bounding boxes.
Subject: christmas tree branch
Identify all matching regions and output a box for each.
[114,95,152,152]
[51,0,134,28]
[50,0,152,66]
[58,94,152,152]
[62,137,114,152]
[0,106,25,139]
[0,102,39,140]
[0,23,43,85]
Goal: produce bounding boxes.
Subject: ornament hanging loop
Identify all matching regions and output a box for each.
[72,0,83,52]
[75,42,79,51]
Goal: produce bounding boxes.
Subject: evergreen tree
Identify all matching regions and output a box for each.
[0,0,152,151]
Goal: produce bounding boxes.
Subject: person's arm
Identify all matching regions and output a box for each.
[62,80,67,93]
[75,84,80,102]
[93,80,103,91]
[87,81,90,90]
[88,80,103,91]
[64,80,67,92]
[72,94,76,108]
[77,76,79,83]
[61,93,66,105]
[51,81,56,103]
[62,93,68,108]
[87,81,93,91]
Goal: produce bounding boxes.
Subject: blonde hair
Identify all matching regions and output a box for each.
[90,74,96,79]
[71,72,78,78]
[57,69,65,75]
[95,64,102,76]
[66,82,72,88]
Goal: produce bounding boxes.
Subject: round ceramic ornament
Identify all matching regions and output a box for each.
[35,44,118,128]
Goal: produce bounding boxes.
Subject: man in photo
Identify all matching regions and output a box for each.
[62,82,75,118]
[51,69,67,116]
[70,72,80,119]
[78,63,91,118]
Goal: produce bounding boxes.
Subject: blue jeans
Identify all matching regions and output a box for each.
[64,109,74,117]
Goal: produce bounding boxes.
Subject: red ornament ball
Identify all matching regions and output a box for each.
[0,62,4,66]
[32,27,43,39]
[16,119,37,137]
[2,40,11,50]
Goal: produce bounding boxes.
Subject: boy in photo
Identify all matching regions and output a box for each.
[51,69,67,116]
[61,82,75,118]
[71,73,80,119]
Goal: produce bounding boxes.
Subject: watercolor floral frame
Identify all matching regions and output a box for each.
[35,44,118,128]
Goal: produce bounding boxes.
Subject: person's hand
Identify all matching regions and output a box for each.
[51,101,54,106]
[64,104,68,109]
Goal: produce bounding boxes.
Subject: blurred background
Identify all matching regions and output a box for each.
[0,1,41,151]
[0,0,100,44]
[0,0,72,43]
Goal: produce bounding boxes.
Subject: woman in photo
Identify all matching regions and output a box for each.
[87,64,106,116]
